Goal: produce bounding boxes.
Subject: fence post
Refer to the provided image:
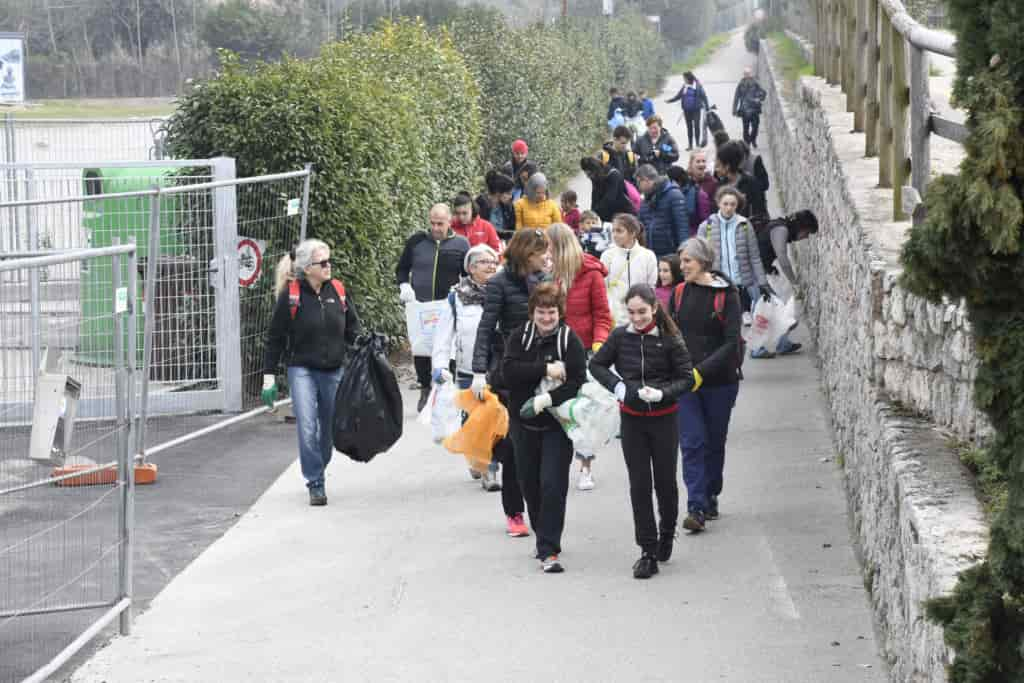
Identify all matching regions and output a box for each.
[852,0,867,130]
[300,163,312,243]
[111,238,134,635]
[136,188,161,458]
[212,157,242,414]
[814,0,827,77]
[829,2,841,85]
[909,42,931,200]
[891,25,910,220]
[877,9,893,187]
[864,0,880,156]
[25,168,40,387]
[846,0,858,115]
[839,0,850,96]
[3,112,14,165]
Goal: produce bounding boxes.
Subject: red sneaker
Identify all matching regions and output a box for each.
[506,513,529,537]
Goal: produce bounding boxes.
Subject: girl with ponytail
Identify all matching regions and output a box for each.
[589,283,698,579]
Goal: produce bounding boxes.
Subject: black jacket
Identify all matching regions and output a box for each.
[668,273,742,386]
[590,324,694,415]
[472,268,533,377]
[607,96,626,121]
[475,193,516,238]
[263,279,361,374]
[729,171,769,221]
[635,129,680,175]
[600,142,637,183]
[733,77,766,117]
[395,231,470,302]
[591,167,636,222]
[502,322,586,432]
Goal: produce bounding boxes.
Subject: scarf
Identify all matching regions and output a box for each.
[454,276,487,307]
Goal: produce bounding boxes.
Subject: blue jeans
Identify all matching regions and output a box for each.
[678,382,739,513]
[288,366,343,489]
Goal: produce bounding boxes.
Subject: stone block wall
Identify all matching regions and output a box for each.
[757,39,989,681]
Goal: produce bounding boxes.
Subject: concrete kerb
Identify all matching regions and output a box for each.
[756,36,989,680]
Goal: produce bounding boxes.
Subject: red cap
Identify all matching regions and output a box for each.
[511,139,528,155]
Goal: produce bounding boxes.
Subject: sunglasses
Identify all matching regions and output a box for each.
[312,259,332,269]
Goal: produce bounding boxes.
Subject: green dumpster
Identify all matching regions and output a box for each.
[77,167,185,367]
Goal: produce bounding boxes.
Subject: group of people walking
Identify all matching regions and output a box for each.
[262,64,819,579]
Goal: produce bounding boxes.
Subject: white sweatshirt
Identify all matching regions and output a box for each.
[601,243,659,326]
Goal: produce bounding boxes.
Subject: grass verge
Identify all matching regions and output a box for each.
[2,97,176,119]
[952,440,1007,521]
[672,33,729,74]
[767,32,814,84]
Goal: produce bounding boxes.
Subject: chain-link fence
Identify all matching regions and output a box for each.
[0,244,137,683]
[0,115,169,165]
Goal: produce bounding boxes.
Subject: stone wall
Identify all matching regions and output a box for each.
[757,40,989,681]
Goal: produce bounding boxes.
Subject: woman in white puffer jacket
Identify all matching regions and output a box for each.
[601,214,659,326]
[432,244,503,491]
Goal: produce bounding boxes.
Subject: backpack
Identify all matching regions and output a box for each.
[289,278,347,320]
[624,180,643,213]
[672,282,746,373]
[521,321,571,360]
[682,86,700,111]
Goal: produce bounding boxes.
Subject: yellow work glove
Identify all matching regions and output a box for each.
[691,368,703,392]
[592,342,603,353]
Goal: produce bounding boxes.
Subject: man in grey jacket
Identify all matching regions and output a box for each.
[733,67,767,148]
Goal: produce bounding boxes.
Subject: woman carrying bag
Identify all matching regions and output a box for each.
[590,284,697,579]
[263,239,361,507]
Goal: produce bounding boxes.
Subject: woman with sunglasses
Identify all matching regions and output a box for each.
[263,239,361,506]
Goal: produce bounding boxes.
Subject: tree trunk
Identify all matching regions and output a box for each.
[168,0,183,89]
[135,0,144,74]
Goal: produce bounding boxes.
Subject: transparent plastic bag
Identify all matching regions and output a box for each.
[766,269,793,303]
[548,381,621,457]
[745,295,798,353]
[417,381,461,444]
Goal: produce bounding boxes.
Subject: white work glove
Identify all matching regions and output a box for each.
[546,361,566,381]
[614,382,627,402]
[399,283,416,304]
[471,373,487,400]
[520,392,553,419]
[638,386,663,403]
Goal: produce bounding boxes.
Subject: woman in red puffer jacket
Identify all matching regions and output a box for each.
[547,223,613,491]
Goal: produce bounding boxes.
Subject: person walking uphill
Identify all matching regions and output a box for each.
[580,156,634,223]
[601,213,659,328]
[634,116,680,176]
[396,204,470,411]
[591,284,696,579]
[669,237,743,532]
[471,230,551,538]
[502,139,531,197]
[514,173,562,231]
[451,192,501,252]
[666,71,709,151]
[636,164,690,259]
[263,239,362,507]
[733,67,766,148]
[502,283,587,573]
[476,171,516,238]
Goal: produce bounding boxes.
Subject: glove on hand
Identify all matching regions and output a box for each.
[399,283,416,304]
[520,392,553,419]
[546,361,566,381]
[638,386,663,403]
[614,382,627,402]
[471,373,487,400]
[261,374,278,408]
[591,342,603,353]
[691,368,703,392]
[432,368,452,385]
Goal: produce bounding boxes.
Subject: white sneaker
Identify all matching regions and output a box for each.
[577,470,595,491]
[481,469,502,492]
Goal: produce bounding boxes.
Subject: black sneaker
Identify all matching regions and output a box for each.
[633,553,659,579]
[707,496,720,520]
[309,485,327,506]
[683,510,705,533]
[657,531,676,562]
[416,386,431,413]
[541,555,564,573]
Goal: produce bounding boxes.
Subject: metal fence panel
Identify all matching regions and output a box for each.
[2,116,168,165]
[0,245,136,683]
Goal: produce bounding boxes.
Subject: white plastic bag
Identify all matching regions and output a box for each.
[405,299,448,356]
[548,381,621,457]
[745,295,798,353]
[766,268,793,303]
[417,382,462,444]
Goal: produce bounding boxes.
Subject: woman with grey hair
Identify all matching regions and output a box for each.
[431,243,506,492]
[668,236,742,533]
[514,172,563,230]
[263,239,361,506]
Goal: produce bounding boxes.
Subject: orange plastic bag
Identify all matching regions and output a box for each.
[443,388,509,472]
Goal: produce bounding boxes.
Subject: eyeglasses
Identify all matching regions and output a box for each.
[474,259,499,267]
[312,259,331,269]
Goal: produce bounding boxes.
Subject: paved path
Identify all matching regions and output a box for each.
[72,31,885,683]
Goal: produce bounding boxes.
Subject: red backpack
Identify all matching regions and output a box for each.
[672,282,746,372]
[289,278,347,319]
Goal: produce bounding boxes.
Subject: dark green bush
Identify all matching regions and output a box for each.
[900,0,1024,678]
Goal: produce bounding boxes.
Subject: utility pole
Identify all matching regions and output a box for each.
[562,0,567,19]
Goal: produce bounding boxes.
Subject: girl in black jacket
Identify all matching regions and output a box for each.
[591,284,696,579]
[669,236,743,533]
[502,282,587,574]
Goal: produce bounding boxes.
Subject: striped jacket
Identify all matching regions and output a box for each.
[699,214,767,289]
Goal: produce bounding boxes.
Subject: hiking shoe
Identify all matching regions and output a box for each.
[657,531,676,562]
[416,387,431,413]
[309,486,327,507]
[778,342,803,356]
[482,470,502,492]
[633,553,659,579]
[750,347,776,359]
[707,496,720,520]
[577,470,595,491]
[683,510,706,533]
[506,513,530,537]
[468,468,482,480]
[542,555,564,573]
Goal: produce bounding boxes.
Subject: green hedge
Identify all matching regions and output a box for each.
[165,21,481,342]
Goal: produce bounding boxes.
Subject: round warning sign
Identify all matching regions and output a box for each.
[238,237,265,288]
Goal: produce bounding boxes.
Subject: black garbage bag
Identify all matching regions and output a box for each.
[333,333,403,462]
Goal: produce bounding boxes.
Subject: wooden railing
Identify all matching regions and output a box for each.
[808,0,966,220]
